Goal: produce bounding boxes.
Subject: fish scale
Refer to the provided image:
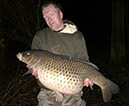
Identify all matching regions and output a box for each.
[36,56,84,94]
[17,49,119,102]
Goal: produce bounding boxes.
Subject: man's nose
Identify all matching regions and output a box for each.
[48,17,52,21]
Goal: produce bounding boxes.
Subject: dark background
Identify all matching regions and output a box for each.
[0,0,129,106]
[62,0,111,58]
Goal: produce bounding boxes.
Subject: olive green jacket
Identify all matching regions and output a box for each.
[31,20,89,61]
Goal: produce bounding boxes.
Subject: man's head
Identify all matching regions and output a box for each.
[42,1,64,31]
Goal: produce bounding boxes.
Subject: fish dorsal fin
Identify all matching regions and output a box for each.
[83,61,99,70]
[68,57,99,70]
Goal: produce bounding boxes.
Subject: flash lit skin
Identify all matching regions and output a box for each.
[26,65,38,79]
[84,78,93,87]
[32,69,38,79]
[42,4,64,31]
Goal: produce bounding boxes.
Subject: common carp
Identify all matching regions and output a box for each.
[16,49,119,102]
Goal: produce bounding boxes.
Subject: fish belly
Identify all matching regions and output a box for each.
[37,68,83,95]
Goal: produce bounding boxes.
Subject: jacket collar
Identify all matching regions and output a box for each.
[59,23,77,34]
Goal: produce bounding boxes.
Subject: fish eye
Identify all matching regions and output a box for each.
[26,52,30,56]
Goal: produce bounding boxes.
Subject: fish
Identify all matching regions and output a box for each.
[16,49,119,102]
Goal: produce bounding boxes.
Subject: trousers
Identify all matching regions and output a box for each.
[37,88,86,106]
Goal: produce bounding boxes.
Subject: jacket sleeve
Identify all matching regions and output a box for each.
[73,31,89,61]
[31,31,44,49]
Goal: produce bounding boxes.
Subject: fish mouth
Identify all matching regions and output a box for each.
[16,53,22,61]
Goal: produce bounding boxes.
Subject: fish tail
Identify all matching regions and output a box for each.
[101,80,119,102]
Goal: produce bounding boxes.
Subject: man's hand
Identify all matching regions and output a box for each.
[32,68,38,79]
[84,78,93,90]
[26,65,38,79]
[26,65,33,69]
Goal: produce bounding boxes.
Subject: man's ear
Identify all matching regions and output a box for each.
[60,11,63,19]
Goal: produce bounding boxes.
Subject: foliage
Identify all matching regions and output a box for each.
[0,38,5,48]
[1,0,45,48]
[0,62,39,106]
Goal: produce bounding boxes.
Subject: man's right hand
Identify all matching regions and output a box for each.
[26,65,38,79]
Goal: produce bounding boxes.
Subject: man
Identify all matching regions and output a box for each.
[31,1,91,106]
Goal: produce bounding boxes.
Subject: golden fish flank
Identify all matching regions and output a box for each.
[39,57,83,93]
[16,50,119,102]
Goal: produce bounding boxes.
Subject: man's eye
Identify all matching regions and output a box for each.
[51,13,55,16]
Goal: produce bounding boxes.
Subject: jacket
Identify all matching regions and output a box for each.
[31,20,89,61]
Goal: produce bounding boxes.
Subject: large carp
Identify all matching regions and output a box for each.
[16,49,119,102]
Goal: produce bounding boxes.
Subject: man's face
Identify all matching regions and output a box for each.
[42,4,63,31]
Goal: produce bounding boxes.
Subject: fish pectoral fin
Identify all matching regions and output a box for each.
[22,68,33,76]
[54,91,64,102]
[90,85,93,90]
